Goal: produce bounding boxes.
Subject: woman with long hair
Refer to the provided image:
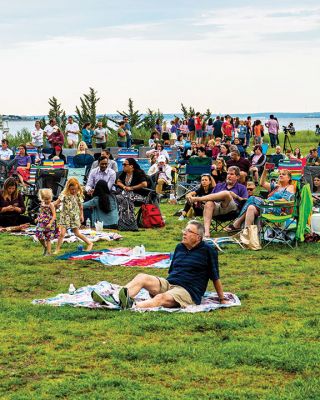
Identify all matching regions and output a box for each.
[226,168,295,231]
[0,177,30,227]
[212,158,227,183]
[83,180,118,228]
[178,174,216,220]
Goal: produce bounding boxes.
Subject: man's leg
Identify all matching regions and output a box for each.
[156,178,165,194]
[135,292,179,309]
[240,171,247,184]
[125,273,161,298]
[203,201,215,238]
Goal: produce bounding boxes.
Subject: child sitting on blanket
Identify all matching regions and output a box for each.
[53,178,93,254]
[35,188,59,256]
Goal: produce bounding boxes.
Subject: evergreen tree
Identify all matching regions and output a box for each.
[48,96,66,131]
[109,98,143,128]
[181,103,195,119]
[204,108,212,121]
[75,87,100,129]
[141,109,164,131]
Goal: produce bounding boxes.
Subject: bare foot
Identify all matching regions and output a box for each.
[53,249,60,255]
[86,243,93,251]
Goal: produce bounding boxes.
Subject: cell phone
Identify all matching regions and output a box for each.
[265,162,275,170]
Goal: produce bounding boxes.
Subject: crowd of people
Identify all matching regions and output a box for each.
[0,113,320,255]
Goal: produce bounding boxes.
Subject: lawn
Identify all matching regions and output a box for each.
[0,201,319,400]
[1,129,320,399]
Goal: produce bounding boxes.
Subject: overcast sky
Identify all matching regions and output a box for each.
[1,0,320,115]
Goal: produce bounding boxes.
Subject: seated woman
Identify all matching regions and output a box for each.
[174,134,186,151]
[83,180,118,229]
[146,143,170,162]
[14,144,31,186]
[249,145,266,185]
[149,131,160,148]
[49,145,66,163]
[226,167,295,231]
[212,158,227,183]
[178,173,215,220]
[216,144,230,161]
[312,175,320,206]
[77,141,88,154]
[115,158,149,231]
[0,177,30,227]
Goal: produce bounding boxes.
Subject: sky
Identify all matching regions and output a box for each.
[1,0,320,115]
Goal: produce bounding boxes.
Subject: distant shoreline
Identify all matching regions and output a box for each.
[3,112,320,121]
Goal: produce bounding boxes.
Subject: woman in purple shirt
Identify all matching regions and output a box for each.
[14,144,31,186]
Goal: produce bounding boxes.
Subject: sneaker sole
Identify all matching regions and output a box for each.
[119,287,133,310]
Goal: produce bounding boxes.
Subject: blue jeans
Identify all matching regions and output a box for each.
[117,141,127,148]
[269,133,276,147]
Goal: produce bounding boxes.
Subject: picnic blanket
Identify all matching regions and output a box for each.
[57,247,171,268]
[32,281,241,313]
[8,227,122,243]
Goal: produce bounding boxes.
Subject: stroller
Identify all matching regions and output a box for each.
[24,168,69,223]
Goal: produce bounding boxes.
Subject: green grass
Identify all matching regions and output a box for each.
[0,203,320,399]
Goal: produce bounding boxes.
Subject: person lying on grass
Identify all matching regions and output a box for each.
[91,220,230,309]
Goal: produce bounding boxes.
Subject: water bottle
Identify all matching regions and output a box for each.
[68,284,76,294]
[86,218,91,229]
[140,245,145,257]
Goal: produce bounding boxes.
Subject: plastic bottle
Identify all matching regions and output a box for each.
[140,244,145,257]
[68,284,76,294]
[86,218,91,229]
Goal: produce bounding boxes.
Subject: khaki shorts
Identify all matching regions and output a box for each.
[212,199,238,216]
[157,277,195,308]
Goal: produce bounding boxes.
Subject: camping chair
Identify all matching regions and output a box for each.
[176,157,212,201]
[68,154,94,185]
[278,159,304,181]
[259,183,313,248]
[210,200,246,233]
[0,159,17,188]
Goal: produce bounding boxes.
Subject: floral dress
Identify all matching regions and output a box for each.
[35,204,59,240]
[58,194,83,228]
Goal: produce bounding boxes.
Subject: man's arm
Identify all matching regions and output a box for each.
[107,171,116,191]
[85,170,94,193]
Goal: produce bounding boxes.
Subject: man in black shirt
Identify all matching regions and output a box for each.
[212,116,223,139]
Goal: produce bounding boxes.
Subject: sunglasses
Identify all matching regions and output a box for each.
[247,188,255,192]
[201,173,211,177]
[122,163,130,166]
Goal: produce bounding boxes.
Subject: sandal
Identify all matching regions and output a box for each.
[224,224,241,233]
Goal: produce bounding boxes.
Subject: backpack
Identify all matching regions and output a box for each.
[117,195,138,231]
[137,203,165,228]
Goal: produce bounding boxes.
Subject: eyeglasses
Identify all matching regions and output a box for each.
[122,163,130,166]
[182,228,200,236]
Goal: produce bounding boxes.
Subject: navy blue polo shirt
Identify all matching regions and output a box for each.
[167,241,219,305]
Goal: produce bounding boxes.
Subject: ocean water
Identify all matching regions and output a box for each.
[3,116,320,136]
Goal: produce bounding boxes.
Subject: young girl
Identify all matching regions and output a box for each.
[54,178,93,253]
[35,188,59,255]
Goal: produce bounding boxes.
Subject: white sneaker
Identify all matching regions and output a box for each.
[178,215,185,221]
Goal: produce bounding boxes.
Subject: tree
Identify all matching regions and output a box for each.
[181,103,195,119]
[75,87,100,129]
[141,108,164,131]
[204,108,212,121]
[108,98,143,128]
[48,96,67,131]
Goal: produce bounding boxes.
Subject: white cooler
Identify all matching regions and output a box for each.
[311,213,320,234]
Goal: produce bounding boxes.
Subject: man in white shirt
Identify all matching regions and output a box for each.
[65,116,80,148]
[85,156,116,194]
[44,119,57,147]
[94,121,108,149]
[0,139,13,160]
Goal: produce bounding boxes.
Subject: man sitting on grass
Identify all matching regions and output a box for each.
[91,220,229,309]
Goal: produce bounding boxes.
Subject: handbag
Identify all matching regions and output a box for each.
[238,225,261,250]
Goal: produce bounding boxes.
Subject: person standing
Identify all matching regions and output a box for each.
[44,119,57,148]
[93,121,108,149]
[117,121,127,148]
[31,120,44,152]
[124,117,132,148]
[222,115,233,141]
[65,116,80,149]
[212,116,223,139]
[265,115,279,148]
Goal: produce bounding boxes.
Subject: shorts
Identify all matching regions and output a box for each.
[196,129,203,138]
[212,199,238,216]
[157,277,195,308]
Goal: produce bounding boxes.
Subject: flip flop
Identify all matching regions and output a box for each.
[224,224,241,233]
